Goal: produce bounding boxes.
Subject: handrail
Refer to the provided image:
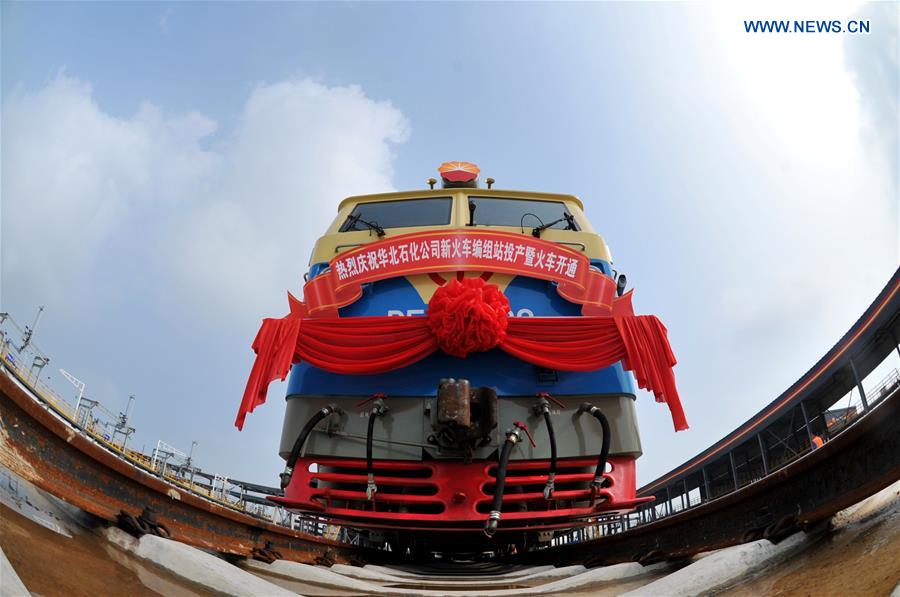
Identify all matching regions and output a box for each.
[0,344,252,514]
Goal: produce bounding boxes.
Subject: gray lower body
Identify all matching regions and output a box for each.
[279,394,642,462]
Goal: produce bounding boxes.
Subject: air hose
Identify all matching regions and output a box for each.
[365,398,388,501]
[539,399,557,500]
[578,403,611,492]
[484,421,534,538]
[280,405,339,490]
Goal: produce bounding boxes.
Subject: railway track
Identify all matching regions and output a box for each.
[3,475,898,595]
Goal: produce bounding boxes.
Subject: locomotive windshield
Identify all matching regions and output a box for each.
[340,197,452,232]
[468,197,580,231]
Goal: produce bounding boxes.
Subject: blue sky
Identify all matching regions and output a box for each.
[2,2,898,486]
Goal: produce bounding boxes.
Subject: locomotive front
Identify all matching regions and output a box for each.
[236,162,687,544]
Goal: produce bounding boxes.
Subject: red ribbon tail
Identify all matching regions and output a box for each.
[235,316,302,430]
[615,315,688,432]
[612,290,635,318]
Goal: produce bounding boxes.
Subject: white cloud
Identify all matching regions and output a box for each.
[626,3,898,482]
[695,2,898,349]
[159,8,173,34]
[1,76,217,306]
[844,1,899,193]
[2,76,410,324]
[161,79,411,321]
[638,3,898,480]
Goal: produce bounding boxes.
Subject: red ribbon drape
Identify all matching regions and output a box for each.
[236,313,688,432]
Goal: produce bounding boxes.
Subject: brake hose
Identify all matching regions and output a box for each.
[578,403,611,491]
[280,405,339,489]
[484,421,534,537]
[538,399,557,499]
[365,398,388,501]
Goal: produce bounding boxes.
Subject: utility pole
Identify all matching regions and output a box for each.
[113,395,136,450]
[187,440,198,485]
[123,395,136,420]
[18,306,44,352]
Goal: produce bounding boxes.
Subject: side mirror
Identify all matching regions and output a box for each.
[616,274,627,297]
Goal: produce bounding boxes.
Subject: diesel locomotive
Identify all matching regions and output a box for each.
[236,162,686,548]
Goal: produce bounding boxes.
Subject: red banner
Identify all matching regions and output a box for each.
[301,230,617,317]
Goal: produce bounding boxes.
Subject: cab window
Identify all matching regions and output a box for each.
[339,197,453,232]
[467,197,579,231]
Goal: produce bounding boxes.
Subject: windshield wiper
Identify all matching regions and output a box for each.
[346,213,385,237]
[532,212,577,237]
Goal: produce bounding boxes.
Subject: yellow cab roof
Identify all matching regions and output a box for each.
[337,188,585,212]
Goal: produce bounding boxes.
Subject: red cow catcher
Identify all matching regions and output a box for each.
[270,455,650,531]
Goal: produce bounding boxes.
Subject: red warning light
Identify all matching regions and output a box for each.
[438,161,480,183]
